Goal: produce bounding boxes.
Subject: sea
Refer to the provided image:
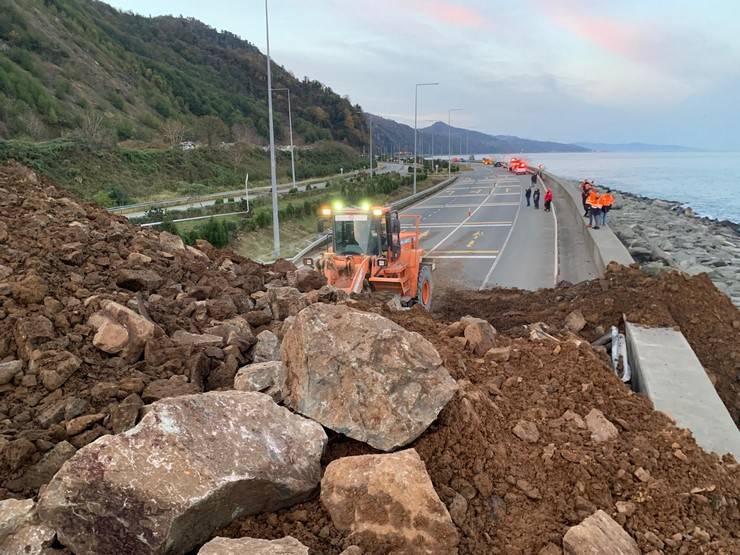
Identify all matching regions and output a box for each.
[490,152,740,224]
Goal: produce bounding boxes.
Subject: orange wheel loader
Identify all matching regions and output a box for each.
[304,204,433,309]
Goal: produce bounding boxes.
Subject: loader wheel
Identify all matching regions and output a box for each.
[417,265,432,310]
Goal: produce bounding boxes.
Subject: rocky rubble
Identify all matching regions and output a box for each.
[0,164,334,498]
[1,164,739,554]
[38,391,327,554]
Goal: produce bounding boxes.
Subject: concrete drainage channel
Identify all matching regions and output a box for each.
[289,175,459,265]
[542,169,740,460]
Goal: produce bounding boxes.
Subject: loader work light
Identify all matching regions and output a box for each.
[376,258,388,267]
[320,207,332,216]
[372,208,383,216]
[303,257,314,267]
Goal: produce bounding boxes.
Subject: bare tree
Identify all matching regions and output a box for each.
[162,119,187,147]
[81,111,105,144]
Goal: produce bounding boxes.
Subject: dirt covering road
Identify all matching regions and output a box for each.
[0,164,738,554]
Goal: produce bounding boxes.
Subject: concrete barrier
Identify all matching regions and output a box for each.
[540,171,634,275]
[625,321,740,459]
[289,175,459,264]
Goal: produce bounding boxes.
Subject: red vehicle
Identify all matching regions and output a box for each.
[508,158,528,175]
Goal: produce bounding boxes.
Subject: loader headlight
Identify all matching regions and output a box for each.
[376,258,388,267]
[372,208,383,216]
[320,207,332,217]
[303,257,314,267]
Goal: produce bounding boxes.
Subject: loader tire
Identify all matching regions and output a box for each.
[416,265,432,310]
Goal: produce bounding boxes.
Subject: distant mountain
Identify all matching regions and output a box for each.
[368,114,589,155]
[0,0,366,146]
[574,142,700,153]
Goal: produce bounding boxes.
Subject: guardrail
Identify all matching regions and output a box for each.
[539,170,634,274]
[289,174,459,264]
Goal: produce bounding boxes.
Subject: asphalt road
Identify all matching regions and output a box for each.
[401,165,556,291]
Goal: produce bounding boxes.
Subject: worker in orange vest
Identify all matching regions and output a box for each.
[580,180,593,216]
[586,190,601,229]
[599,190,615,226]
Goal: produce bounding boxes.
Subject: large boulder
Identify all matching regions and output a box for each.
[321,449,458,553]
[198,536,309,555]
[89,300,156,362]
[282,303,457,451]
[563,510,639,555]
[252,330,280,363]
[37,391,327,555]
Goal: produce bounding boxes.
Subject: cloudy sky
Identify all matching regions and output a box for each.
[108,0,740,149]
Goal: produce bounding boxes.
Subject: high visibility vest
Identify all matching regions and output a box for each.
[601,194,614,207]
[586,192,598,206]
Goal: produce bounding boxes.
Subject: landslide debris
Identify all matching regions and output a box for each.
[1,164,739,555]
[0,163,327,499]
[435,263,740,426]
[223,302,739,554]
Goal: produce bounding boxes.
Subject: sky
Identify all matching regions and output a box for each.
[107,0,740,150]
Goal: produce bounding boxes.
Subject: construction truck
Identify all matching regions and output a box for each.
[305,204,433,309]
[482,157,493,166]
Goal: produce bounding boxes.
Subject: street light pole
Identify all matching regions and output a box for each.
[448,108,462,178]
[271,87,296,191]
[414,82,438,195]
[369,116,373,178]
[264,0,280,258]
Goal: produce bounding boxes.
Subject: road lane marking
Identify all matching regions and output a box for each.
[479,186,523,290]
[402,222,513,229]
[427,185,498,253]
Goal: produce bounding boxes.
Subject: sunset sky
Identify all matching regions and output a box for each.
[107,0,740,149]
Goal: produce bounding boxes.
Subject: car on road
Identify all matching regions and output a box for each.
[508,158,528,174]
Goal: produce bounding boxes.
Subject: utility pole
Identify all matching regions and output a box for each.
[264,0,279,258]
[369,116,373,178]
[271,87,296,191]
[244,173,250,212]
[448,108,462,178]
[414,82,438,195]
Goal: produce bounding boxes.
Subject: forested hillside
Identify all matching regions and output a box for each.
[0,0,367,146]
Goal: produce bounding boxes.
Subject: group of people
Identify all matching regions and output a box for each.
[580,180,615,229]
[525,173,553,212]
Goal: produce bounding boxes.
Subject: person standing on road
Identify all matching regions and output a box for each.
[525,184,532,207]
[600,190,614,226]
[533,186,541,209]
[544,187,553,212]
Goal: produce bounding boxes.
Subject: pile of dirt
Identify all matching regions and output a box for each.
[1,163,738,554]
[0,163,326,499]
[222,303,739,554]
[434,265,740,426]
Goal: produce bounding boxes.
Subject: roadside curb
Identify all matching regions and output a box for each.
[540,171,634,275]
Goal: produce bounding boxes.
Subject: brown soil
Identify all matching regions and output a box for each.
[433,265,740,426]
[223,297,740,554]
[2,164,738,554]
[0,163,298,498]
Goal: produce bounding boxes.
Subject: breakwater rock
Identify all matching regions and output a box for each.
[608,192,740,306]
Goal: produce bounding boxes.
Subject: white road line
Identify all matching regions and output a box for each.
[479,179,524,290]
[428,185,498,253]
[426,255,498,260]
[402,222,512,229]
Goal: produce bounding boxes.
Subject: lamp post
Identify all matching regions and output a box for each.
[271,87,296,191]
[264,0,279,258]
[448,108,462,178]
[414,82,438,194]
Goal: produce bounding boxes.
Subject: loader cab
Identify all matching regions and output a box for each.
[329,206,401,260]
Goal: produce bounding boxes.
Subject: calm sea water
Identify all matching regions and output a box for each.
[493,152,740,223]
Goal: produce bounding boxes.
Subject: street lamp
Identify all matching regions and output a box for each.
[271,87,296,191]
[448,108,462,178]
[414,82,438,194]
[264,0,279,258]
